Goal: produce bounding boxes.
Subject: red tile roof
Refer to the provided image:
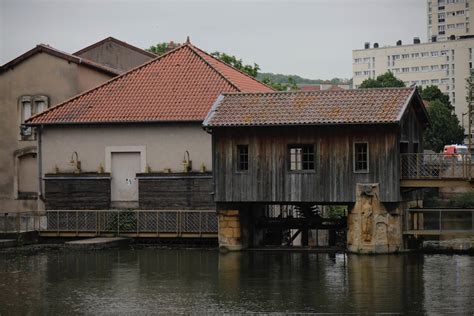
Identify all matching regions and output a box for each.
[28,43,273,125]
[0,44,120,76]
[204,87,428,127]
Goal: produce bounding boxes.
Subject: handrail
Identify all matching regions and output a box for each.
[400,153,472,180]
[404,208,474,235]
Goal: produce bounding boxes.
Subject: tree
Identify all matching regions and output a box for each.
[147,43,169,56]
[261,76,299,91]
[424,99,464,152]
[418,85,453,111]
[359,71,405,88]
[210,52,260,78]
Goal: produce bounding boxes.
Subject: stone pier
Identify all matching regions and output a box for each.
[218,209,242,251]
[347,183,403,254]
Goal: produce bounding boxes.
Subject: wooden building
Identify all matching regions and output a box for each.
[203,87,429,252]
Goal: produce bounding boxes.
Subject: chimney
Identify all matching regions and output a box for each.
[373,42,379,48]
[413,37,420,44]
[396,40,402,46]
[364,42,370,49]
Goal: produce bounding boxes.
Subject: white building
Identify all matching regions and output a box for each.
[353,37,474,128]
[428,0,474,41]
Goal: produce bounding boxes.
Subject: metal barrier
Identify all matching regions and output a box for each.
[401,153,472,180]
[0,211,39,233]
[405,208,474,236]
[40,209,218,238]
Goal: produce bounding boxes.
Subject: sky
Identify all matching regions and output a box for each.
[0,0,426,79]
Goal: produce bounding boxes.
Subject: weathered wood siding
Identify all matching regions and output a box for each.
[138,173,215,210]
[44,175,111,210]
[213,125,401,203]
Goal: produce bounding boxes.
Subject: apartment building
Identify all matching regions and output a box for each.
[353,37,474,126]
[428,0,473,41]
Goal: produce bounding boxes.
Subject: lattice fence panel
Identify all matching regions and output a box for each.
[138,211,158,232]
[158,212,178,232]
[182,212,201,233]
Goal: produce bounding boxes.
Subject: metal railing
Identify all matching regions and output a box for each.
[400,153,472,180]
[0,211,40,233]
[405,208,474,235]
[40,209,218,237]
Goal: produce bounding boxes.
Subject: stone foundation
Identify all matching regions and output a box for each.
[218,209,242,251]
[347,183,403,254]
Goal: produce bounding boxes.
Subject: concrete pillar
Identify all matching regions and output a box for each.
[218,209,242,251]
[347,183,403,254]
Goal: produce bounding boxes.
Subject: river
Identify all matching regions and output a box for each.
[0,248,473,314]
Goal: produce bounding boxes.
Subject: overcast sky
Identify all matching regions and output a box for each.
[0,0,426,79]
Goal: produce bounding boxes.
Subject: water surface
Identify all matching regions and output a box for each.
[0,248,473,314]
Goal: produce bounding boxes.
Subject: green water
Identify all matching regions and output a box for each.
[0,248,473,314]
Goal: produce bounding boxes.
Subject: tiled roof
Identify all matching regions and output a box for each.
[28,43,272,125]
[0,44,120,76]
[204,87,427,127]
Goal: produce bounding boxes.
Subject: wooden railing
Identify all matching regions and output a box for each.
[400,153,472,180]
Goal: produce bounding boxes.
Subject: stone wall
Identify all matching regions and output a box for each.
[347,183,403,254]
[218,210,242,251]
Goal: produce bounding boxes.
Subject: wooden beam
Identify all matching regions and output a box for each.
[400,179,473,188]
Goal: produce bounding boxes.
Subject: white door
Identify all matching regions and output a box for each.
[111,152,140,203]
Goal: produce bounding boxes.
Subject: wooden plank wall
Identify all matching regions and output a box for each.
[44,177,111,210]
[138,174,215,210]
[213,125,401,203]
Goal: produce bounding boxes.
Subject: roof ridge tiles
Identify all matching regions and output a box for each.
[188,44,274,92]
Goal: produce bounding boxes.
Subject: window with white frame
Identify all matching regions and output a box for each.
[431,65,439,71]
[431,51,439,57]
[431,79,440,84]
[288,145,315,171]
[411,53,420,58]
[402,54,410,59]
[421,52,430,57]
[421,66,430,71]
[353,142,369,173]
[421,79,430,85]
[411,67,420,72]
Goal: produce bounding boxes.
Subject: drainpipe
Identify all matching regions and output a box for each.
[37,125,44,205]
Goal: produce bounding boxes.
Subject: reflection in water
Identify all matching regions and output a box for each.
[0,249,473,314]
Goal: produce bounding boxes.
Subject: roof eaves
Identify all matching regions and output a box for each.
[0,44,120,76]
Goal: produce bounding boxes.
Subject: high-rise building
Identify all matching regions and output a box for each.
[428,0,474,41]
[352,38,474,129]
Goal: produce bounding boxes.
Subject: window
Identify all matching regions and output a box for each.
[411,53,420,58]
[288,145,315,171]
[421,66,430,71]
[402,54,410,59]
[392,55,400,60]
[402,67,410,73]
[431,65,439,71]
[441,50,448,56]
[19,95,49,140]
[431,51,439,57]
[421,79,430,85]
[353,142,369,173]
[411,67,420,72]
[431,79,440,84]
[236,145,249,171]
[441,64,449,69]
[421,52,430,57]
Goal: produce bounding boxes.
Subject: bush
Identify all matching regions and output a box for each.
[447,192,474,208]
